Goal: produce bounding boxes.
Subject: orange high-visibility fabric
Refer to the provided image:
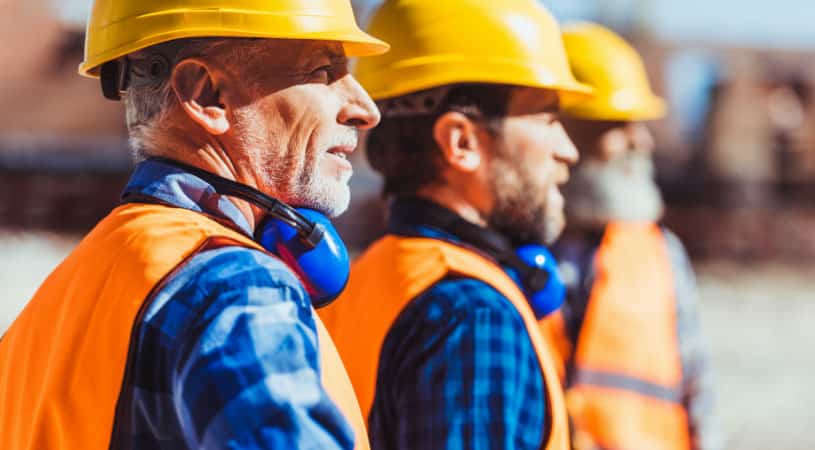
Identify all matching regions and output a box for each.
[0,203,369,450]
[565,222,689,450]
[320,235,570,450]
[539,312,571,382]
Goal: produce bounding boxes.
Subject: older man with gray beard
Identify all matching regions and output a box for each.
[0,2,388,450]
[547,23,722,450]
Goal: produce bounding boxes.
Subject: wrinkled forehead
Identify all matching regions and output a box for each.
[215,39,347,70]
[128,38,349,93]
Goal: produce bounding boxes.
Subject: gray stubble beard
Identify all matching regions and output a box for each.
[487,152,559,245]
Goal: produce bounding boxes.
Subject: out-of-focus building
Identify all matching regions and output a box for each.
[0,0,130,231]
[632,38,815,260]
[0,0,124,135]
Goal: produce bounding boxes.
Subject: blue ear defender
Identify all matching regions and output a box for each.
[154,158,350,308]
[257,208,350,308]
[511,245,566,319]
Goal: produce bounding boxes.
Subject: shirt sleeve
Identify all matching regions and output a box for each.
[370,277,546,450]
[167,247,354,450]
[664,230,724,450]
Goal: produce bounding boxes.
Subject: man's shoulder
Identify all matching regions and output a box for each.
[401,276,525,328]
[144,245,311,329]
[183,245,303,292]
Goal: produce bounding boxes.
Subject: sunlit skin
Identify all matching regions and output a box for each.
[419,87,579,244]
[157,39,380,228]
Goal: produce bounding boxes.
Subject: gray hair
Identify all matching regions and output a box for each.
[122,38,264,161]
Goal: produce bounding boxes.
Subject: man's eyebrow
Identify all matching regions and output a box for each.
[313,43,346,59]
[300,46,347,68]
[533,95,560,113]
[326,49,348,64]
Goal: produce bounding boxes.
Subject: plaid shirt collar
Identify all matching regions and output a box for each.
[121,158,253,236]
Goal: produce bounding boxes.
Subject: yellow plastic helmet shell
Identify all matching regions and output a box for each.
[561,22,666,121]
[354,0,593,100]
[80,0,389,77]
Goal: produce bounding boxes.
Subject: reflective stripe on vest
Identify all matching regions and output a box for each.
[320,235,570,450]
[565,222,690,450]
[0,203,369,450]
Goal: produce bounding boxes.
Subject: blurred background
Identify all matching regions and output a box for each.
[0,1,812,448]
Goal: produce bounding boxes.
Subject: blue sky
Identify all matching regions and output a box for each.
[56,0,815,50]
[653,0,815,49]
[545,0,815,49]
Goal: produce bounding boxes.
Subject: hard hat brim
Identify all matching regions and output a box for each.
[562,93,667,122]
[80,28,389,78]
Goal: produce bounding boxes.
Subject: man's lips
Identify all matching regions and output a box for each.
[326,144,355,172]
[327,145,356,160]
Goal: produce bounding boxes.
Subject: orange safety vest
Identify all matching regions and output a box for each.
[0,203,369,450]
[544,222,690,450]
[320,235,570,450]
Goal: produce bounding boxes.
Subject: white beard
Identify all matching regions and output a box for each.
[296,165,353,218]
[562,151,665,228]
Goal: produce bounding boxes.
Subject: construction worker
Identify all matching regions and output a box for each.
[320,1,592,449]
[0,1,387,449]
[547,22,721,450]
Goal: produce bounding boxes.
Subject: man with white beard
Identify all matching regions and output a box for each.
[547,22,722,450]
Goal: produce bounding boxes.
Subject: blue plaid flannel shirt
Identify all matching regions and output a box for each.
[110,160,354,449]
[368,201,547,450]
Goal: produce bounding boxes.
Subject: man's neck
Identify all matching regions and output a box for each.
[149,137,263,232]
[415,184,488,228]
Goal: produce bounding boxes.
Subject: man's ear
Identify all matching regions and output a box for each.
[171,59,230,135]
[433,112,484,172]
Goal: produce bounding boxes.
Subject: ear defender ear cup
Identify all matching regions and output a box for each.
[257,208,350,308]
[511,245,567,319]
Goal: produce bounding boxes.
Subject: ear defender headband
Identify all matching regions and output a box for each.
[390,198,566,319]
[154,159,350,308]
[459,227,566,319]
[100,43,176,101]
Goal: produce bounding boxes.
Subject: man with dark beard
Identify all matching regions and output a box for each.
[319,1,592,449]
[547,22,721,450]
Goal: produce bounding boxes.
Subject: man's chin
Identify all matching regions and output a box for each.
[297,186,350,219]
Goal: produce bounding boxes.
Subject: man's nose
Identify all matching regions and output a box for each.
[555,123,580,166]
[337,75,381,130]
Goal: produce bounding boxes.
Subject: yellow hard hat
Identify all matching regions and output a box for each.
[79,0,389,78]
[561,22,666,121]
[354,0,592,100]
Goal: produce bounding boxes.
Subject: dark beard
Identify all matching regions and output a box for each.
[486,153,554,245]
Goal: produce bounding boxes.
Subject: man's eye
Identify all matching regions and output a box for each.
[308,65,333,83]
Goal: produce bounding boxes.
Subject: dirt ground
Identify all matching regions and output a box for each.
[694,261,814,450]
[1,233,812,449]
